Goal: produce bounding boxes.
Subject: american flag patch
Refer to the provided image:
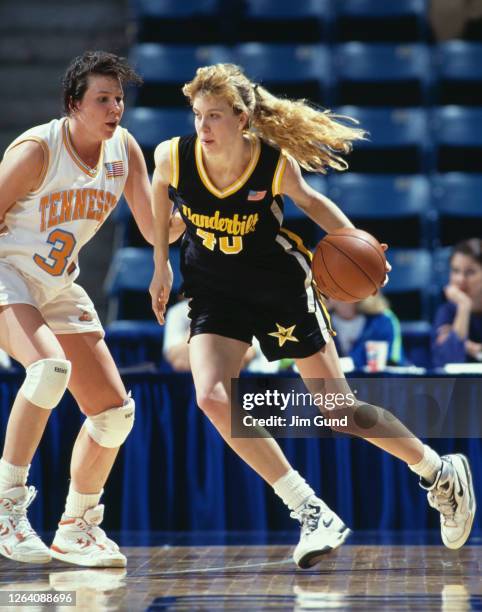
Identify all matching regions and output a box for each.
[105,161,124,178]
[247,190,267,201]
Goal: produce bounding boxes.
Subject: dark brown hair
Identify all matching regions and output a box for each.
[451,238,482,266]
[62,50,142,115]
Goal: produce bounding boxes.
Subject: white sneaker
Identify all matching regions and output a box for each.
[50,505,126,567]
[291,497,351,568]
[0,486,51,563]
[422,454,476,550]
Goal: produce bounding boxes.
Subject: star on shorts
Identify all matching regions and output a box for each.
[268,323,299,347]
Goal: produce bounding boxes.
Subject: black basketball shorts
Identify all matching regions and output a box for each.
[188,285,334,361]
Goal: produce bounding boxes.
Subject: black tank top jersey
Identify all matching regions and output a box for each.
[168,134,313,308]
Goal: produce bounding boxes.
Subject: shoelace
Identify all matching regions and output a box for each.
[291,503,323,536]
[8,487,40,540]
[431,485,458,527]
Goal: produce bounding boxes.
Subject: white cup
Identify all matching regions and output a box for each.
[365,341,389,372]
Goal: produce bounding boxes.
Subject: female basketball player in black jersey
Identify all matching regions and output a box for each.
[150,64,475,567]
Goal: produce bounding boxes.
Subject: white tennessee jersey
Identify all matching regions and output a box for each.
[1,118,129,288]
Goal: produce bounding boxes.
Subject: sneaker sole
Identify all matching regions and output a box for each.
[442,454,476,550]
[296,527,352,569]
[50,548,126,568]
[0,549,52,564]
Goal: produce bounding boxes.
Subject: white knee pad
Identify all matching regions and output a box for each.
[84,396,135,448]
[20,358,71,410]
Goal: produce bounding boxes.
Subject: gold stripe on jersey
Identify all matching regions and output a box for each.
[272,154,287,196]
[194,134,261,199]
[7,137,51,195]
[62,119,104,177]
[170,137,180,188]
[279,227,313,261]
[313,283,335,337]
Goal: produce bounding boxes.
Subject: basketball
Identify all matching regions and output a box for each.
[312,228,387,302]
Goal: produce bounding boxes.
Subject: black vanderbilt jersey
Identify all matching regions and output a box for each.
[168,133,315,308]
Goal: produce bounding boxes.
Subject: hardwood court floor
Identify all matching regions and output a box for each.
[0,540,480,610]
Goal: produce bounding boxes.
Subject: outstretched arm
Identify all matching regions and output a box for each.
[280,155,391,285]
[280,155,354,233]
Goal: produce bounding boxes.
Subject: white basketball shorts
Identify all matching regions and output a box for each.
[0,260,104,336]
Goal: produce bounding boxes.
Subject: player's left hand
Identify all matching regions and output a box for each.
[149,260,173,325]
[380,243,391,288]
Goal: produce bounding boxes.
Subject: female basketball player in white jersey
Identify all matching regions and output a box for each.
[0,51,158,567]
[149,64,475,568]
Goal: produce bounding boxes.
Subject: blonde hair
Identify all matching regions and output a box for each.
[357,293,389,316]
[182,63,366,173]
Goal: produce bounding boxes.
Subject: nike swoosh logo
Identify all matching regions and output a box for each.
[323,517,333,528]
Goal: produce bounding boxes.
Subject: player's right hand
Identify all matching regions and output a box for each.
[149,261,173,325]
[444,284,472,309]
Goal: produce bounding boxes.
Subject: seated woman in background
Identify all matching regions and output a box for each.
[432,238,482,367]
[328,292,404,370]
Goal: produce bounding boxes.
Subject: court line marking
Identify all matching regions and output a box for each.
[134,558,294,576]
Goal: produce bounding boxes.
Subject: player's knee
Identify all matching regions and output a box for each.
[196,389,229,421]
[84,395,135,448]
[19,357,71,410]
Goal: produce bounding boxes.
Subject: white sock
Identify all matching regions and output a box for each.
[64,483,103,518]
[408,445,443,484]
[0,457,30,492]
[273,469,315,512]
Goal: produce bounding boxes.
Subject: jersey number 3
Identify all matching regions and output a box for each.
[33,229,77,276]
[196,229,242,254]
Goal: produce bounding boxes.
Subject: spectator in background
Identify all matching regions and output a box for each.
[429,0,482,40]
[432,238,482,367]
[163,296,280,373]
[328,293,404,370]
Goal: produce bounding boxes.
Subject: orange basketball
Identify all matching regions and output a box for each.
[312,228,387,302]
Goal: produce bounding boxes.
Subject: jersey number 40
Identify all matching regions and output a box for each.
[196,229,242,254]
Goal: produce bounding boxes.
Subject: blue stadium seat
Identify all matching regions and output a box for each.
[234,43,332,105]
[105,319,164,368]
[434,42,482,105]
[130,0,218,18]
[336,106,430,173]
[400,320,431,368]
[131,0,220,43]
[105,247,183,320]
[432,246,452,294]
[242,0,334,43]
[383,248,433,320]
[431,173,482,245]
[129,44,233,106]
[130,44,232,83]
[431,106,482,172]
[327,174,433,247]
[125,108,192,151]
[334,43,433,106]
[335,0,428,42]
[124,108,192,173]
